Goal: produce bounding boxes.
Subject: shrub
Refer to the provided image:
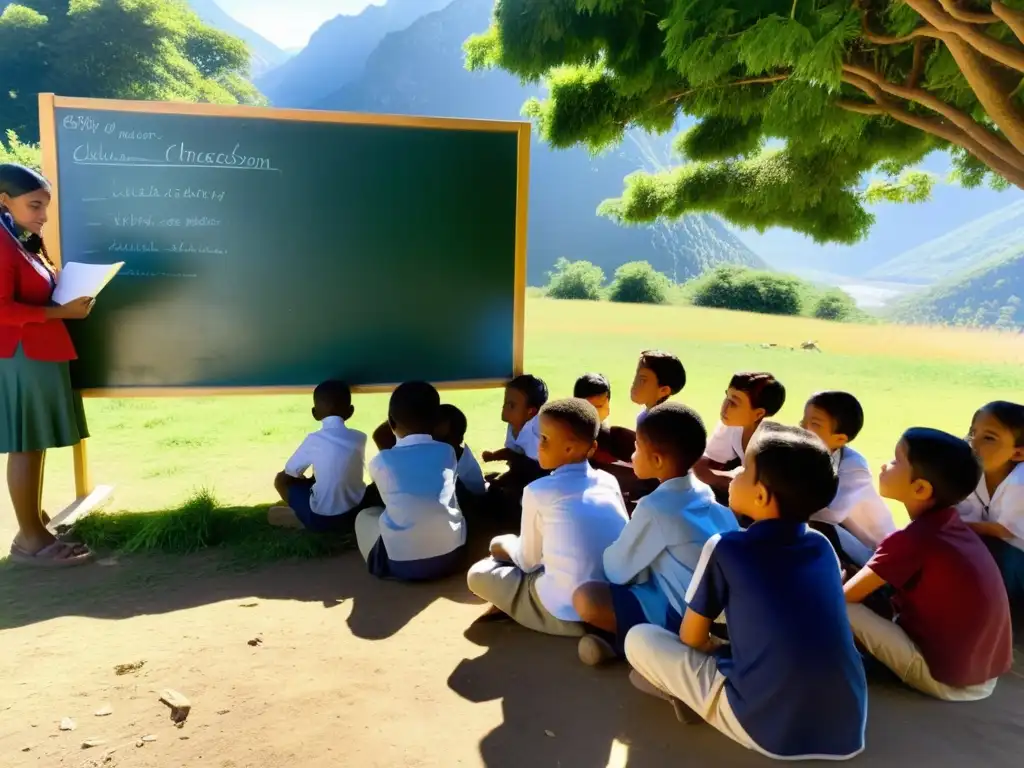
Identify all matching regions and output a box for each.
[608,261,672,304]
[813,290,858,321]
[545,258,605,300]
[691,265,802,316]
[0,130,42,172]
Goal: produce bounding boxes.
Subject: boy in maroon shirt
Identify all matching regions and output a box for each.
[844,427,1013,701]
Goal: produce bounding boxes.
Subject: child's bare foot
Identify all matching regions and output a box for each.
[578,634,616,666]
[267,506,304,530]
[472,605,511,624]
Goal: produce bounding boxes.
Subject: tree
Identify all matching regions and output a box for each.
[813,289,859,320]
[546,257,606,299]
[0,130,41,170]
[690,265,805,315]
[608,261,673,304]
[467,1,1024,246]
[1,0,264,142]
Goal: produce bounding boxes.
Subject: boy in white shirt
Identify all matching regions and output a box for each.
[694,373,786,505]
[801,391,896,567]
[354,381,466,581]
[573,403,738,666]
[270,380,370,533]
[434,403,487,500]
[630,350,686,427]
[959,400,1024,626]
[467,398,629,636]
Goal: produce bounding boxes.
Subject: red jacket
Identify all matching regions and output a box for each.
[0,227,77,362]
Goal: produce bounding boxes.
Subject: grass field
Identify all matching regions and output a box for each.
[4,297,1023,544]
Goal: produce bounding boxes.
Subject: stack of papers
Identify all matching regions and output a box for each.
[52,262,124,304]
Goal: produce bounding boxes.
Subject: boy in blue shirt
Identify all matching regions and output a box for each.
[626,422,866,761]
[573,403,738,666]
[354,381,466,581]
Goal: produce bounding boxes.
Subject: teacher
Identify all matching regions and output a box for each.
[1,163,95,567]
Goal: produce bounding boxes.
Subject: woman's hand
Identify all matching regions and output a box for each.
[46,297,94,320]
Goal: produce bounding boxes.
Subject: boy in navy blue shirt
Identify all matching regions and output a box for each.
[625,422,866,761]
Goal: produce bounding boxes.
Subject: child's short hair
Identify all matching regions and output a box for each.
[749,422,838,523]
[508,374,549,411]
[807,391,864,441]
[540,398,600,443]
[903,427,983,509]
[729,372,786,417]
[977,401,1024,448]
[313,379,352,413]
[573,372,611,400]
[638,350,686,395]
[637,402,707,471]
[437,403,468,444]
[389,381,441,435]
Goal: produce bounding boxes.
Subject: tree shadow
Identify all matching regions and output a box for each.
[448,622,1024,767]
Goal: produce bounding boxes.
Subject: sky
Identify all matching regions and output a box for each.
[213,0,384,49]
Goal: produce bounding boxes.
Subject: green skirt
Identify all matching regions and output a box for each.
[0,344,89,453]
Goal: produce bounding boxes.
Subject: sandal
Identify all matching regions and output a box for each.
[8,540,94,568]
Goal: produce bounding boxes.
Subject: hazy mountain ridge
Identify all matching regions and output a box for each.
[315,0,764,285]
[256,0,452,109]
[186,0,289,78]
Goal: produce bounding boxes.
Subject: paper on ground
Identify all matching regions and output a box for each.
[52,261,124,305]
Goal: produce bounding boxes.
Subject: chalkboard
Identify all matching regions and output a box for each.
[39,96,527,393]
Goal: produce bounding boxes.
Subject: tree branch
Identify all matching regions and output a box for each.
[904,0,1024,74]
[842,62,1024,171]
[835,99,887,115]
[936,0,997,24]
[666,74,790,103]
[907,38,927,87]
[992,1,1024,45]
[840,71,1024,187]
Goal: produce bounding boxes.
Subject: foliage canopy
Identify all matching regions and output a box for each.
[546,257,606,299]
[1,0,263,142]
[467,1,1024,244]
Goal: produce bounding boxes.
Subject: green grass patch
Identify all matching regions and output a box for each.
[70,488,357,566]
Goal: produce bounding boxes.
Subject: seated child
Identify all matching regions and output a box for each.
[354,381,466,581]
[572,403,738,666]
[466,399,629,636]
[270,380,370,533]
[844,427,1013,701]
[959,401,1024,625]
[694,372,785,503]
[630,350,686,426]
[434,402,487,498]
[802,391,896,566]
[481,374,549,485]
[626,422,867,761]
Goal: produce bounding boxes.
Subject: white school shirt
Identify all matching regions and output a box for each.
[812,446,897,549]
[284,416,367,516]
[506,461,629,621]
[957,462,1024,552]
[457,444,487,496]
[603,474,739,616]
[368,434,466,562]
[703,422,745,465]
[504,416,541,461]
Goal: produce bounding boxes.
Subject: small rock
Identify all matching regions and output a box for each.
[239,601,258,608]
[59,717,76,731]
[81,739,106,749]
[94,706,113,717]
[544,730,555,738]
[114,660,146,676]
[216,709,230,715]
[247,637,262,647]
[180,736,190,741]
[142,734,157,743]
[159,688,191,724]
[136,741,144,748]
[21,746,30,752]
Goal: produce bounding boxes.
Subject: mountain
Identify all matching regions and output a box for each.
[316,0,765,285]
[890,250,1023,329]
[867,198,1024,285]
[186,0,289,78]
[256,0,453,108]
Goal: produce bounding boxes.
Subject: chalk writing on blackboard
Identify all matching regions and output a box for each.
[70,141,277,171]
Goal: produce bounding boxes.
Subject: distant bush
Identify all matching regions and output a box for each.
[608,261,672,304]
[813,290,858,321]
[691,265,803,316]
[545,258,605,300]
[0,130,42,172]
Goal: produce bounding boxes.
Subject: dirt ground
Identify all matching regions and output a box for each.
[2,539,1023,768]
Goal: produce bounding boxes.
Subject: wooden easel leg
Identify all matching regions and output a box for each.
[49,439,114,530]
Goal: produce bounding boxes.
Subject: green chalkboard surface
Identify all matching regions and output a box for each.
[45,99,523,392]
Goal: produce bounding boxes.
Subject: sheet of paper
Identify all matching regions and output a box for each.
[52,261,124,305]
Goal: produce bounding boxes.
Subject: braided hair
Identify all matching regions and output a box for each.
[0,164,57,273]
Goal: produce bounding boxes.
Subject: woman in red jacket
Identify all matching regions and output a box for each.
[1,164,95,567]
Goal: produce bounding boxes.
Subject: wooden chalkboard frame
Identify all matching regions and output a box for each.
[38,94,530,502]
